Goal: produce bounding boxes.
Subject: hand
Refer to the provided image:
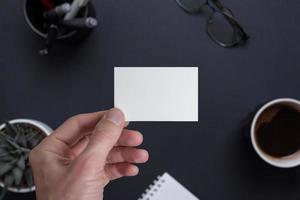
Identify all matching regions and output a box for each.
[29,108,149,200]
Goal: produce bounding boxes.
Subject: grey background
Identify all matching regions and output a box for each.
[1,0,300,199]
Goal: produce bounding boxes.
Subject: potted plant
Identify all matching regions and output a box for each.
[0,119,52,199]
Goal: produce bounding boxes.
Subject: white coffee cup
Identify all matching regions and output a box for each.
[251,98,300,168]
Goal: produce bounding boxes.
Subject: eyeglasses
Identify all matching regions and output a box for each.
[176,0,249,48]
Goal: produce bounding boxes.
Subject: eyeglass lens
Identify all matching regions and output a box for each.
[176,0,206,13]
[207,12,242,46]
[175,0,247,47]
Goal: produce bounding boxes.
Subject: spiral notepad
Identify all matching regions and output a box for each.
[138,173,199,200]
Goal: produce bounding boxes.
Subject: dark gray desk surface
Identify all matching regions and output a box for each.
[1,0,300,199]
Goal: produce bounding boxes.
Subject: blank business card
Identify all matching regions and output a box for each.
[114,67,198,122]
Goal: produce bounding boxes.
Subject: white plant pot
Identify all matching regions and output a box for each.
[0,119,53,193]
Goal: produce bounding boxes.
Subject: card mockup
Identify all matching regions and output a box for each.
[114,67,198,121]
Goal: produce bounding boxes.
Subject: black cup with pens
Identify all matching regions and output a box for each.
[24,0,98,55]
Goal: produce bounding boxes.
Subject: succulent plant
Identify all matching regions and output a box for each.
[0,122,46,199]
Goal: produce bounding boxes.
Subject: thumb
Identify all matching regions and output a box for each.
[80,108,125,164]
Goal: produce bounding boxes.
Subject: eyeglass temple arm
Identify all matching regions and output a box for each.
[207,0,225,11]
[226,13,250,39]
[209,0,249,39]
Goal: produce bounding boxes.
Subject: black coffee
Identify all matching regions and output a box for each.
[256,106,300,157]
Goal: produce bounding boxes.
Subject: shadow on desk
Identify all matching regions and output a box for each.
[227,108,300,198]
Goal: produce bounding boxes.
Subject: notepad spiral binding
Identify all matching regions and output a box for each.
[138,175,166,200]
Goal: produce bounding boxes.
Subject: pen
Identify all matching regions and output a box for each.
[64,0,89,20]
[39,24,58,56]
[43,3,71,20]
[60,17,98,29]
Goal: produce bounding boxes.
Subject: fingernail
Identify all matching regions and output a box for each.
[106,108,124,126]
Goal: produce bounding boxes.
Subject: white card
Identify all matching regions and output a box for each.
[114,67,198,122]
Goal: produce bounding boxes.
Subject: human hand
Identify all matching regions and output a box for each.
[29,108,149,200]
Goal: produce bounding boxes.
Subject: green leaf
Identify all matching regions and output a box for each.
[0,144,13,153]
[5,139,29,155]
[12,167,23,186]
[0,144,9,149]
[3,172,14,188]
[24,168,34,187]
[0,172,15,200]
[28,134,45,149]
[0,152,10,158]
[0,131,13,142]
[0,147,8,155]
[25,132,37,140]
[0,169,16,199]
[14,129,27,148]
[0,150,19,160]
[6,138,20,150]
[16,156,26,170]
[4,122,18,138]
[24,152,29,160]
[0,159,17,176]
[0,154,15,162]
[4,146,15,152]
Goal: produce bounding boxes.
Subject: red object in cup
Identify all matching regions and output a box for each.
[38,0,54,10]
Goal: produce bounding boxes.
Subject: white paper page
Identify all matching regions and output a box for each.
[138,173,199,200]
[114,67,198,121]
